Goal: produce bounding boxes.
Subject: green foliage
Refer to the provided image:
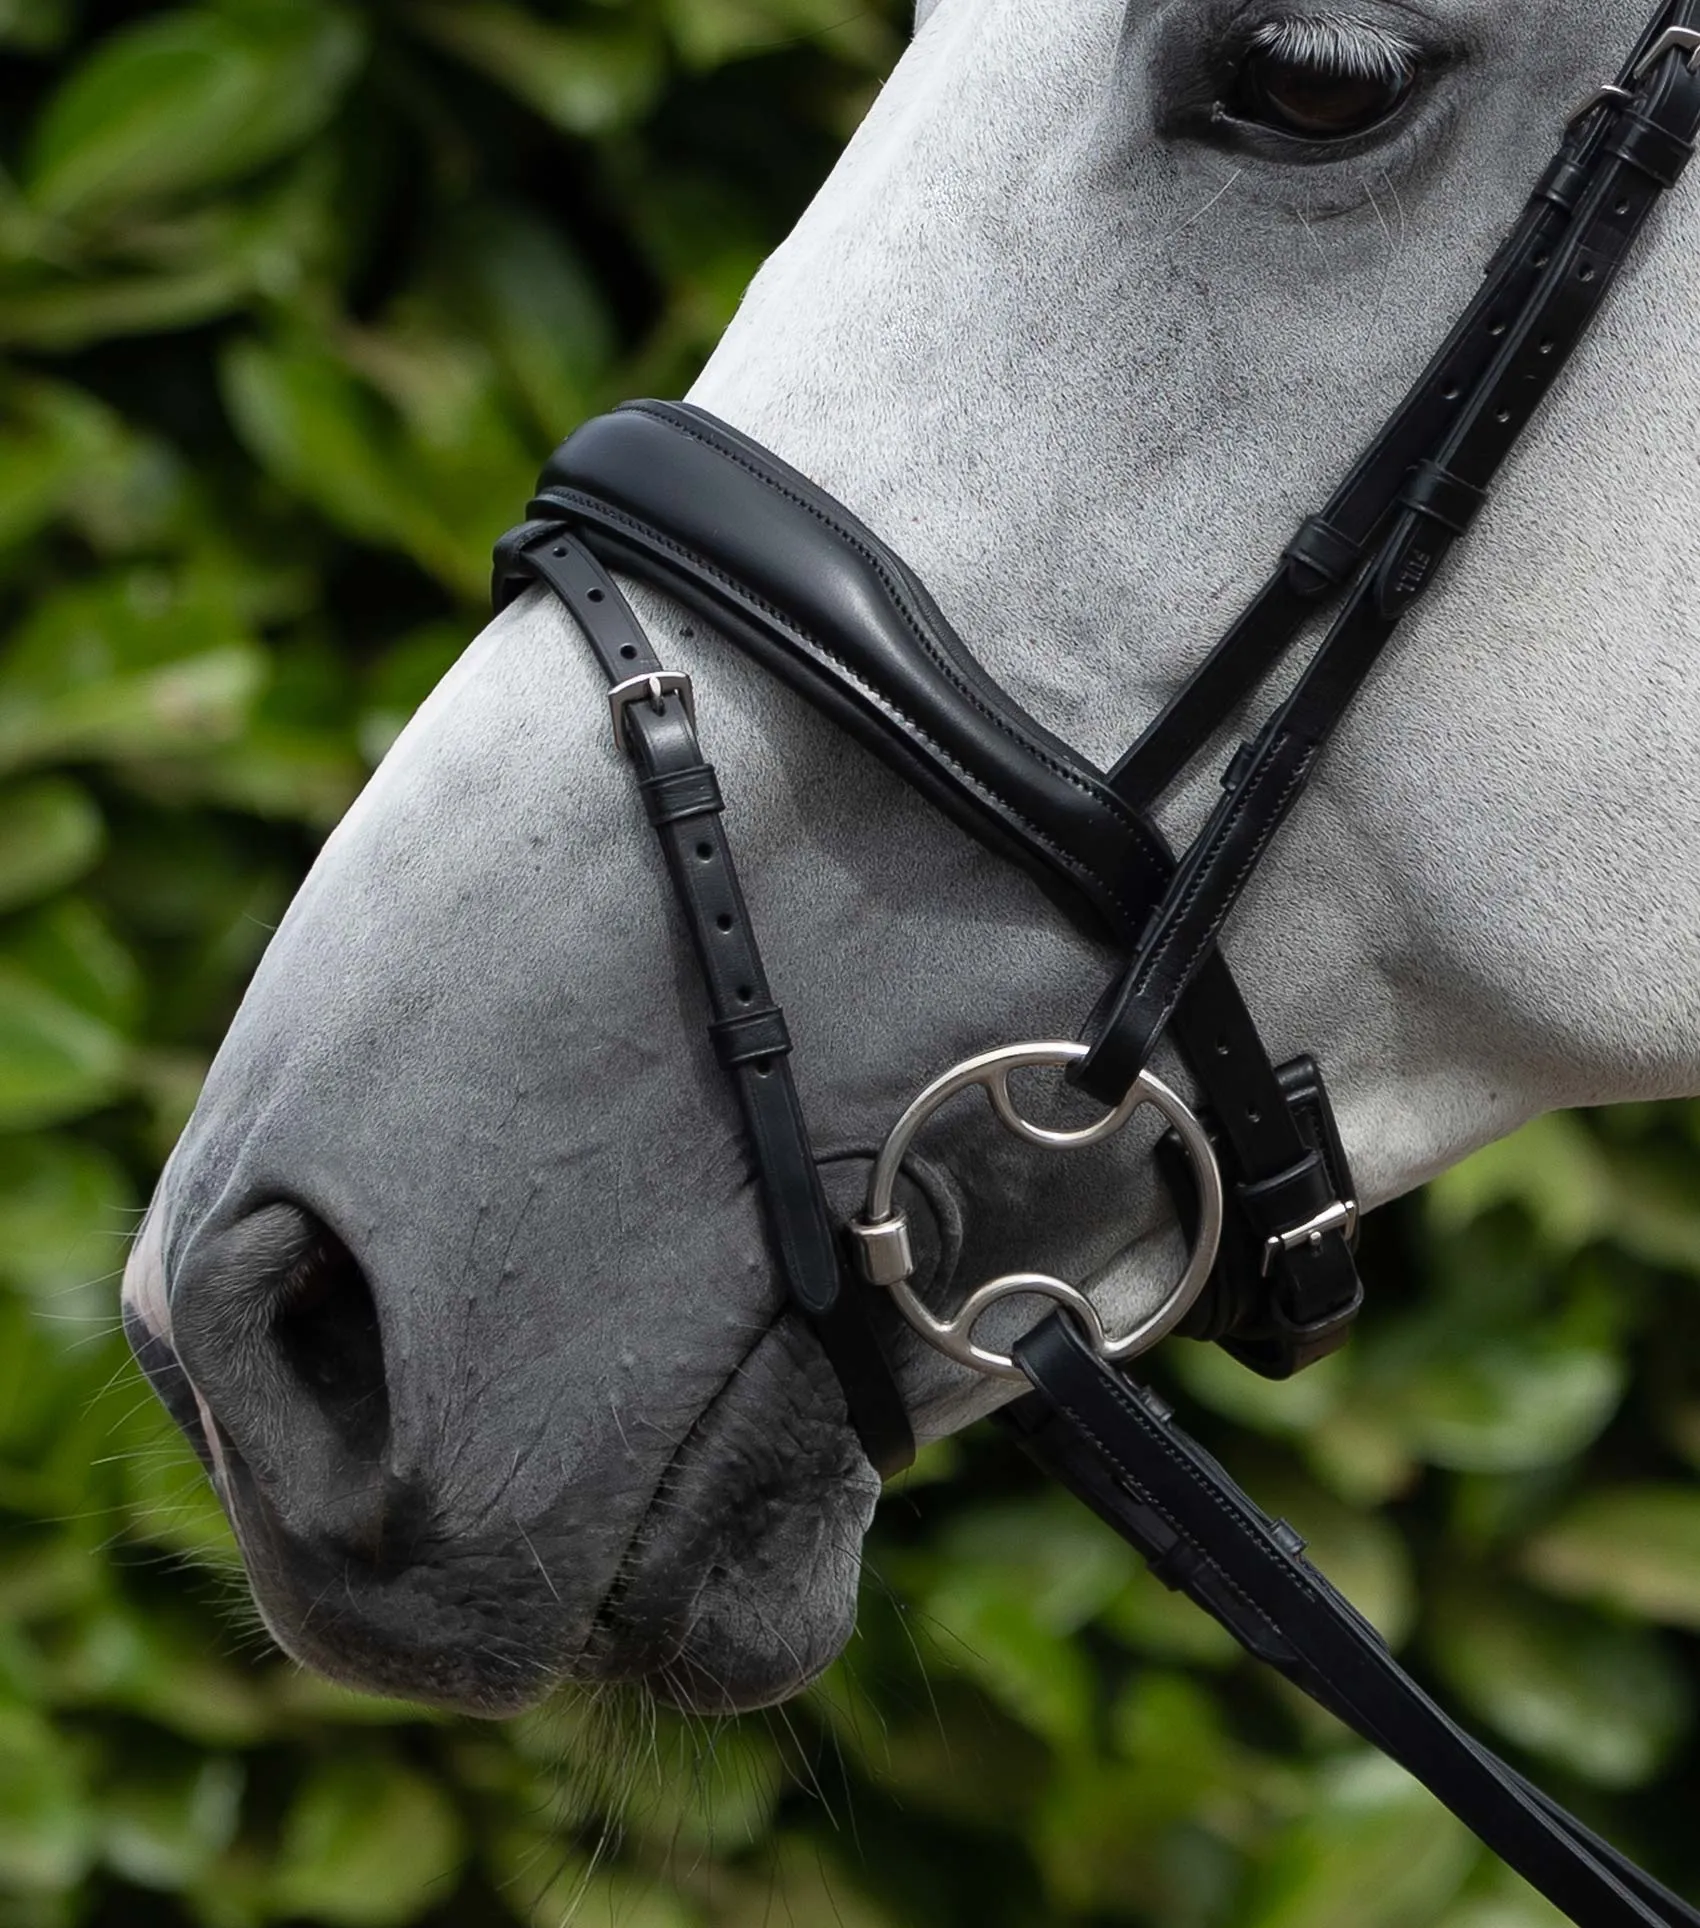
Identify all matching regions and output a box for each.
[2,3,1700,1925]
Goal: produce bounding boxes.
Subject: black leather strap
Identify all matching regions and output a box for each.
[1102,0,1695,811]
[1004,1314,1700,1928]
[506,531,914,1475]
[1077,24,1700,1101]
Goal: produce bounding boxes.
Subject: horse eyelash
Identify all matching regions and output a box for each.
[1246,13,1421,83]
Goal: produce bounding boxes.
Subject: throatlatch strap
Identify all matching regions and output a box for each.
[1004,1315,1700,1928]
[503,530,914,1477]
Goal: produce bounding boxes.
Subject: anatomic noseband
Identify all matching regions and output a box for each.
[495,14,1700,1924]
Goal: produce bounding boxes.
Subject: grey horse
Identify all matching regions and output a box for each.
[122,0,1700,1717]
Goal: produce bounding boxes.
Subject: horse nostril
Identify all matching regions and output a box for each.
[169,1201,400,1563]
[270,1219,390,1463]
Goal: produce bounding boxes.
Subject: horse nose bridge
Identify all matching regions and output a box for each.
[167,1200,405,1563]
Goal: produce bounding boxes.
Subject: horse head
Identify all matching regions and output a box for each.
[123,0,1700,1718]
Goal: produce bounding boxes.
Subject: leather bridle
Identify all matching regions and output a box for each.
[493,12,1700,1922]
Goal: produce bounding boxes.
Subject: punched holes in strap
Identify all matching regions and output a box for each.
[712,1005,793,1069]
[1398,459,1488,537]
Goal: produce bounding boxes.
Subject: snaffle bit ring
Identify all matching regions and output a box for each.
[847,1041,1224,1381]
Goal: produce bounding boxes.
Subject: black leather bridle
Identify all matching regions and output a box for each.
[493,13,1700,1922]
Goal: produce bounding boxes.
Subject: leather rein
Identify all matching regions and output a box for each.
[493,13,1700,1922]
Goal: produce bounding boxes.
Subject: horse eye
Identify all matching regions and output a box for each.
[1229,41,1416,140]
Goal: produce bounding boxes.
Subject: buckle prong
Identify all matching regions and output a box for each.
[1261,1198,1359,1277]
[1567,28,1700,133]
[1631,25,1700,82]
[609,671,695,752]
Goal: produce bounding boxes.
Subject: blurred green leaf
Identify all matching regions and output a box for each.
[1522,1487,1700,1629]
[1365,1306,1626,1475]
[1394,1335,1624,1472]
[1433,1112,1700,1274]
[0,262,255,351]
[1430,1114,1613,1249]
[1169,1341,1346,1436]
[0,0,71,54]
[1244,1753,1477,1928]
[659,0,897,71]
[0,778,102,912]
[412,6,663,136]
[725,1840,896,1928]
[27,5,366,219]
[0,380,116,552]
[0,1529,103,1625]
[219,335,403,546]
[1428,1581,1691,1786]
[99,1754,242,1891]
[623,1721,785,1856]
[1099,1566,1240,1667]
[929,1495,1142,1633]
[221,332,515,598]
[272,1756,465,1926]
[0,571,265,777]
[113,1403,238,1566]
[5,898,141,1030]
[0,1130,132,1303]
[1437,1862,1581,1928]
[491,1828,699,1928]
[902,1496,1141,1744]
[1301,1398,1420,1507]
[451,209,615,433]
[1030,1670,1252,1917]
[0,960,126,1128]
[52,1603,271,1747]
[919,1565,1097,1754]
[0,1704,96,1893]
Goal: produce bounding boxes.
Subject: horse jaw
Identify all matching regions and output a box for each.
[124,0,1700,1714]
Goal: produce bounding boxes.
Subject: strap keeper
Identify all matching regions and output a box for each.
[1608,107,1695,187]
[1234,1148,1336,1245]
[711,1005,792,1068]
[491,518,568,611]
[1399,459,1487,536]
[1283,515,1361,589]
[640,763,723,827]
[1532,154,1593,213]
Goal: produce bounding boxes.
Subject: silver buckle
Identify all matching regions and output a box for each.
[608,671,695,752]
[1261,1198,1359,1277]
[1631,24,1700,82]
[1566,82,1634,132]
[848,1041,1224,1382]
[1570,27,1700,130]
